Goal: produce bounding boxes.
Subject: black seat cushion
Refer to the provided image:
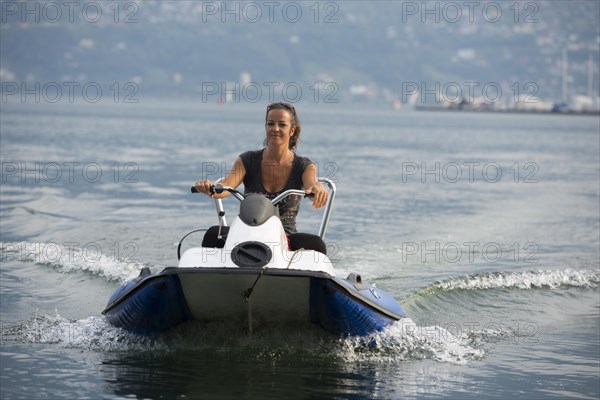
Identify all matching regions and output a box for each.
[202,226,229,248]
[288,232,327,255]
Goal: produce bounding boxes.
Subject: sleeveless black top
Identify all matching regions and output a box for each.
[239,149,313,234]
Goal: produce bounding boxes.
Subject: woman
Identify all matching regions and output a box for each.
[194,102,328,235]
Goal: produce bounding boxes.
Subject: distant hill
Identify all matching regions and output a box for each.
[1,1,598,105]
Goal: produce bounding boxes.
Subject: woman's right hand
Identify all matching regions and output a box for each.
[194,179,214,197]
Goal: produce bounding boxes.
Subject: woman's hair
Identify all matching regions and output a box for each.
[264,102,301,152]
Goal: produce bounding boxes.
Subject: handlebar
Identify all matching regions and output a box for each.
[271,189,314,204]
[191,184,245,202]
[191,184,313,204]
[192,177,336,240]
[190,184,226,194]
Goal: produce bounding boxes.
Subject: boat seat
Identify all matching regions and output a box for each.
[201,225,229,248]
[288,232,327,255]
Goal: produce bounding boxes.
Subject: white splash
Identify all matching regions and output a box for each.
[1,241,142,283]
[337,318,484,365]
[423,268,599,294]
[1,311,167,351]
[3,312,486,363]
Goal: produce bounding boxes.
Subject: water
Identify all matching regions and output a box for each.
[1,100,598,399]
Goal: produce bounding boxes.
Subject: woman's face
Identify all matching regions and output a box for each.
[265,109,295,148]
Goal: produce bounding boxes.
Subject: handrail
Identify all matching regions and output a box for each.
[177,228,208,260]
[317,177,336,240]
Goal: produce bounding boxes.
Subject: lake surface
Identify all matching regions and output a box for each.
[1,99,599,399]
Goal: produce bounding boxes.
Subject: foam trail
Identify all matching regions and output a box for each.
[416,268,599,297]
[2,308,495,365]
[1,241,142,283]
[3,312,486,364]
[1,311,163,351]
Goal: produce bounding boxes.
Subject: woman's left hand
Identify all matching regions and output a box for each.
[306,183,328,208]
